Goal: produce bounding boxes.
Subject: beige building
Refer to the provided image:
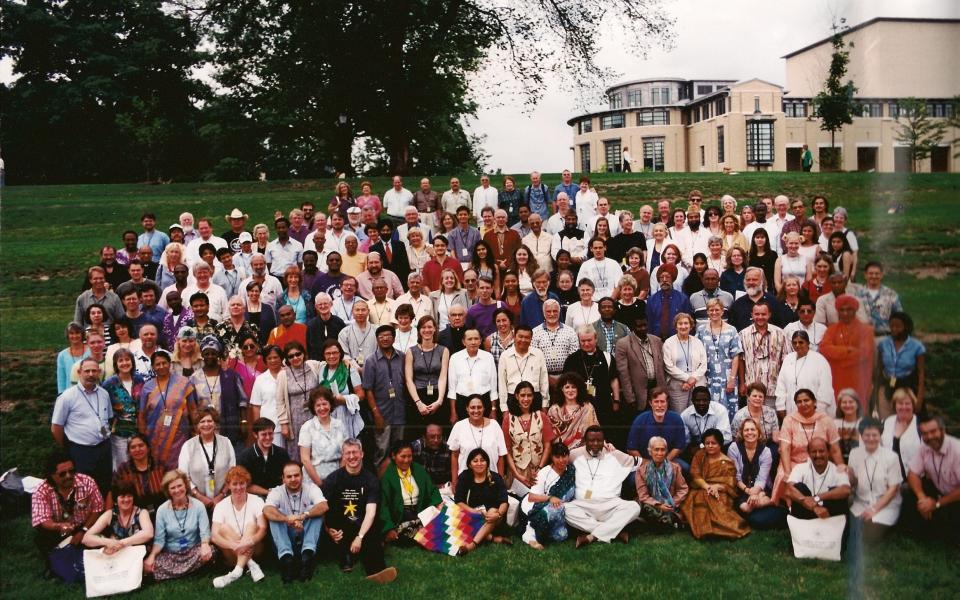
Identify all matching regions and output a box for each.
[568,18,959,174]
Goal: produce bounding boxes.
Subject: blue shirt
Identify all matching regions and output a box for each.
[154,497,210,552]
[138,230,170,262]
[361,348,407,425]
[627,411,687,458]
[447,226,481,263]
[554,182,580,211]
[519,291,559,328]
[878,336,925,379]
[524,184,552,220]
[645,289,693,338]
[51,384,114,446]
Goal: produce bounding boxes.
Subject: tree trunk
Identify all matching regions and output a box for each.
[389,138,411,175]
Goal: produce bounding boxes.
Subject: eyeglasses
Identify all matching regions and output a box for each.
[242,344,258,350]
[287,351,303,359]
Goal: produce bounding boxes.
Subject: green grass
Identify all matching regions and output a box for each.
[1,172,959,597]
[0,516,956,600]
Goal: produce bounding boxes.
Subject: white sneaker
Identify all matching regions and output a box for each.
[213,569,243,589]
[248,560,265,583]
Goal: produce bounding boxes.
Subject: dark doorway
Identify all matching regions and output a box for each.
[786,147,802,171]
[856,147,878,172]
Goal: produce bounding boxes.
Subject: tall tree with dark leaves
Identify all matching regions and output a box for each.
[1,0,206,183]
[205,0,674,176]
[812,20,857,172]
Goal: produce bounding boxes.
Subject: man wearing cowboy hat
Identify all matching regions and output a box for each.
[223,208,251,254]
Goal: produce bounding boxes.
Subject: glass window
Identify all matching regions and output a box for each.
[746,120,775,165]
[862,102,882,118]
[700,146,705,167]
[651,88,661,105]
[604,140,622,172]
[627,90,643,107]
[889,102,900,119]
[697,85,713,96]
[717,126,725,163]
[661,87,671,104]
[643,138,665,172]
[637,109,669,126]
[609,93,623,109]
[600,114,625,130]
[578,118,593,135]
[715,98,727,116]
[580,144,591,173]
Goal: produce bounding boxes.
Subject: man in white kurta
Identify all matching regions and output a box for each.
[774,332,834,417]
[565,427,641,545]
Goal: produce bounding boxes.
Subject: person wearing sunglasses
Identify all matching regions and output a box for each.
[783,298,826,353]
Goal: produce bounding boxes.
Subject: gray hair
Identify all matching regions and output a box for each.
[744,266,767,290]
[542,299,560,311]
[647,436,668,451]
[192,262,213,276]
[577,325,597,338]
[315,292,333,305]
[708,235,723,246]
[342,438,363,452]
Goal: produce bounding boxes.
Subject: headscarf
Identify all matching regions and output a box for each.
[835,294,859,311]
[199,335,222,353]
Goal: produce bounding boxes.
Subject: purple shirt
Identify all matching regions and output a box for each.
[466,301,503,339]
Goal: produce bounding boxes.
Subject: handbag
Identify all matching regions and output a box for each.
[786,514,845,561]
[49,543,85,583]
[83,545,146,598]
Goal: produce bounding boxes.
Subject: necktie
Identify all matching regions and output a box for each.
[660,292,671,337]
[385,242,393,263]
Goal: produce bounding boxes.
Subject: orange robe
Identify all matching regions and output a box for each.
[267,322,308,351]
[819,320,875,412]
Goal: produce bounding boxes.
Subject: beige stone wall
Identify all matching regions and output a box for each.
[785,20,960,99]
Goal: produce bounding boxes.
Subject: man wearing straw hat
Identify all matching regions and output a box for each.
[223,208,251,254]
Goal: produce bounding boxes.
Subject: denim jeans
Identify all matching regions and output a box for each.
[270,517,323,559]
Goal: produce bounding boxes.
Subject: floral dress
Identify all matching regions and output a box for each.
[697,323,743,420]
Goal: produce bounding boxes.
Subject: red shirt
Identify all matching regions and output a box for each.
[31,473,104,528]
[267,323,308,351]
[422,256,464,292]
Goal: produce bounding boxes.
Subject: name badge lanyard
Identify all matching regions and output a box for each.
[585,456,601,499]
[157,378,174,427]
[81,388,109,439]
[200,436,218,496]
[417,347,439,397]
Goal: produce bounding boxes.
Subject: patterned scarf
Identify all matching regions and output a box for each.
[528,464,577,530]
[645,460,676,507]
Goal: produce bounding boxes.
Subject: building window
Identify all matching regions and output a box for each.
[604,140,622,172]
[700,146,705,167]
[600,113,625,130]
[643,138,665,172]
[783,101,808,118]
[627,90,643,107]
[715,97,727,116]
[697,85,713,96]
[717,126,725,163]
[889,102,900,119]
[609,93,623,109]
[651,87,671,105]
[746,120,775,165]
[702,104,711,120]
[637,108,669,126]
[754,96,761,113]
[580,144,591,173]
[578,118,593,135]
[860,102,882,118]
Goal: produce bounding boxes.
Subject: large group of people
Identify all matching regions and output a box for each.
[37,175,957,589]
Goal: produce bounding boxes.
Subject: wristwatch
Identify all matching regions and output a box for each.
[935,501,941,510]
[814,495,824,507]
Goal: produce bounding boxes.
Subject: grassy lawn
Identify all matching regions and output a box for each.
[1,172,958,597]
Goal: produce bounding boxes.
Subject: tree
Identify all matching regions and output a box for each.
[812,21,857,171]
[201,0,674,176]
[947,96,960,159]
[893,98,947,173]
[1,0,207,183]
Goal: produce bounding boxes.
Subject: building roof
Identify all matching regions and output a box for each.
[781,17,960,59]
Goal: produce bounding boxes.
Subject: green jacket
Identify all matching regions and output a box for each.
[379,461,443,533]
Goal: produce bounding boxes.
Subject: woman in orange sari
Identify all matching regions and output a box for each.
[681,429,750,539]
[820,294,875,413]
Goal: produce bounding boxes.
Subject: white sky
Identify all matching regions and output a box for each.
[473,0,960,173]
[2,0,955,174]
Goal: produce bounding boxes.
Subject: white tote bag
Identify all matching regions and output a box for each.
[83,544,146,598]
[786,514,846,561]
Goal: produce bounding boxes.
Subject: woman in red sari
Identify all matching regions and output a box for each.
[820,294,875,413]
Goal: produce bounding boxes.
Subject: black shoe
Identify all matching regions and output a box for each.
[300,549,317,581]
[280,554,296,584]
[339,551,354,573]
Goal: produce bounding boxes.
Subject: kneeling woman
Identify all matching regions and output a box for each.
[83,481,155,552]
[681,429,751,540]
[454,448,510,554]
[380,440,443,544]
[210,466,269,588]
[521,441,576,549]
[145,470,214,581]
[636,436,688,532]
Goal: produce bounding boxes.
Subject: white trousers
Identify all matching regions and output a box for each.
[564,497,641,542]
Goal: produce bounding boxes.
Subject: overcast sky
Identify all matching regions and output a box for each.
[472,0,960,173]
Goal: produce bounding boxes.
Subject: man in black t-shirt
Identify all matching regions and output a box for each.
[323,439,397,584]
[237,418,290,497]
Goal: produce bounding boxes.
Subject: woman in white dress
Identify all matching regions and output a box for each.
[848,418,902,541]
[662,313,707,413]
[774,232,813,294]
[564,278,600,329]
[298,388,349,492]
[249,345,285,447]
